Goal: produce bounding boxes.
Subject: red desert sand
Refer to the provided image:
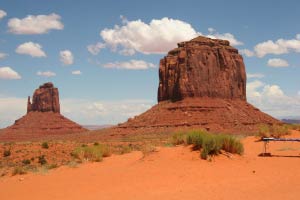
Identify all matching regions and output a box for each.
[1,131,300,200]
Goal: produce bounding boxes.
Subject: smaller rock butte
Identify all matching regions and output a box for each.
[116,36,281,134]
[27,82,60,113]
[0,82,86,140]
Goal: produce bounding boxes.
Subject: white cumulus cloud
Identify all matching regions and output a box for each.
[71,70,81,75]
[100,17,200,55]
[206,28,243,46]
[0,9,7,20]
[247,73,265,79]
[103,60,156,70]
[267,58,289,67]
[16,42,46,57]
[254,35,300,57]
[247,80,300,118]
[8,13,63,34]
[0,52,8,60]
[60,50,74,65]
[87,42,106,55]
[0,66,21,79]
[240,49,255,57]
[37,71,56,77]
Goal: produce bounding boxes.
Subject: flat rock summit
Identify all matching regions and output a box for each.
[0,83,86,140]
[117,36,281,133]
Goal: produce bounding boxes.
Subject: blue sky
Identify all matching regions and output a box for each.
[0,0,300,127]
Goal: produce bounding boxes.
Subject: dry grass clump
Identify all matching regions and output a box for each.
[173,130,244,160]
[71,144,111,162]
[258,124,290,139]
[171,132,186,145]
[285,124,300,131]
[12,166,27,176]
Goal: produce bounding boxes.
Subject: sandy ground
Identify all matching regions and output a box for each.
[1,132,300,200]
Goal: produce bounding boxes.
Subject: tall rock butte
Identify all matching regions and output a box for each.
[117,36,281,134]
[27,82,60,113]
[0,82,86,140]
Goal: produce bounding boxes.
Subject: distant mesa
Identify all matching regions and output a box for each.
[0,82,86,140]
[117,36,281,133]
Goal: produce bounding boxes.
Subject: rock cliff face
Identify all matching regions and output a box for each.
[158,36,246,102]
[116,36,281,134]
[27,82,60,113]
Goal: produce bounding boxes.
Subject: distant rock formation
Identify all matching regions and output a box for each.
[0,82,86,141]
[117,36,281,134]
[27,82,60,113]
[158,36,246,102]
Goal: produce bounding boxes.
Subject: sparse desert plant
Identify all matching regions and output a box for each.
[258,124,290,139]
[94,142,99,146]
[12,166,27,176]
[3,149,11,157]
[22,159,31,165]
[119,145,132,154]
[47,163,58,169]
[270,125,290,138]
[220,135,244,154]
[38,155,47,165]
[171,132,186,145]
[258,125,270,138]
[71,144,111,162]
[141,144,156,157]
[186,130,208,150]
[41,142,49,149]
[181,130,244,160]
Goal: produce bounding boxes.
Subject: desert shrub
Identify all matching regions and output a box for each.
[258,125,270,138]
[12,167,27,176]
[3,150,11,157]
[41,142,49,149]
[171,132,186,145]
[117,145,131,155]
[47,164,58,169]
[182,130,243,160]
[72,144,111,162]
[22,159,31,165]
[270,125,290,138]
[220,135,244,154]
[38,155,47,165]
[93,142,99,146]
[258,124,290,139]
[186,130,209,150]
[141,144,156,157]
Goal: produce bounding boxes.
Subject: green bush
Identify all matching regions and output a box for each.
[175,130,244,160]
[12,167,27,176]
[41,142,49,149]
[258,125,270,138]
[258,124,290,139]
[71,144,111,162]
[38,155,47,165]
[3,150,11,157]
[171,132,186,145]
[22,159,31,165]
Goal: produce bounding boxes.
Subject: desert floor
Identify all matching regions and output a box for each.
[1,131,300,200]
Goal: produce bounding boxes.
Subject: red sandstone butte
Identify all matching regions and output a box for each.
[117,36,281,134]
[0,83,86,140]
[27,82,60,113]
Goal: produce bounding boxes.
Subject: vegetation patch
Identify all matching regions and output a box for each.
[258,124,290,139]
[3,150,11,157]
[71,144,111,162]
[173,130,244,160]
[41,142,49,149]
